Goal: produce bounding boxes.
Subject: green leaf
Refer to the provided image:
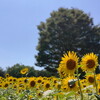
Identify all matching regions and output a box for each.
[25,90,30,93]
[0,97,7,100]
[88,93,93,96]
[65,91,75,98]
[86,72,93,76]
[78,65,82,68]
[94,94,100,100]
[19,93,25,98]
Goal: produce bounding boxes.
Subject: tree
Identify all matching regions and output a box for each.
[35,8,100,74]
[6,63,36,78]
[35,70,54,77]
[0,67,5,77]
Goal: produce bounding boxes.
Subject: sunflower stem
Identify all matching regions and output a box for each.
[56,95,59,100]
[75,94,77,100]
[94,71,98,94]
[76,69,83,100]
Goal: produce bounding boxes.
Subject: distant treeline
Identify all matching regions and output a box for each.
[0,63,100,78]
[0,63,58,78]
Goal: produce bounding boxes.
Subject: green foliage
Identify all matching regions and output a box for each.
[95,94,100,100]
[0,67,5,77]
[5,63,54,78]
[35,7,100,73]
[35,70,56,77]
[6,63,36,78]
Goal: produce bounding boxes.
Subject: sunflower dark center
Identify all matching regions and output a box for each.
[66,59,76,70]
[99,89,100,93]
[14,86,17,88]
[46,83,50,88]
[83,85,86,87]
[24,79,28,83]
[86,59,95,68]
[4,84,8,87]
[38,93,42,97]
[64,88,66,90]
[42,82,44,84]
[10,79,12,81]
[38,80,41,83]
[23,70,26,73]
[6,74,9,77]
[68,82,76,88]
[13,79,16,82]
[30,81,35,87]
[88,77,94,83]
[61,71,65,75]
[54,80,57,83]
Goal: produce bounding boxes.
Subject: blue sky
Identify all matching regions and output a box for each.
[0,0,100,70]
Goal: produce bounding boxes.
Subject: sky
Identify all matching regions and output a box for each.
[0,0,100,70]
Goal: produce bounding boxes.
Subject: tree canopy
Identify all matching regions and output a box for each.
[6,63,53,77]
[35,8,100,74]
[6,64,36,77]
[0,67,5,77]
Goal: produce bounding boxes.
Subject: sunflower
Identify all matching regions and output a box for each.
[3,82,9,89]
[43,81,51,91]
[62,76,78,92]
[98,86,100,95]
[29,78,36,88]
[57,66,67,78]
[86,75,95,86]
[55,83,61,90]
[81,53,98,72]
[18,78,23,83]
[0,77,3,80]
[18,82,25,88]
[7,76,13,82]
[52,78,57,84]
[0,84,2,88]
[61,85,68,92]
[12,84,18,89]
[36,77,43,84]
[5,73,10,78]
[17,86,25,93]
[20,68,29,74]
[80,79,87,89]
[96,74,100,82]
[59,51,79,75]
[36,91,43,98]
[23,78,29,84]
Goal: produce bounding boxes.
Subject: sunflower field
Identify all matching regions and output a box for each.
[0,51,100,100]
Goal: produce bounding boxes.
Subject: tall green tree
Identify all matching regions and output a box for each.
[35,8,100,74]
